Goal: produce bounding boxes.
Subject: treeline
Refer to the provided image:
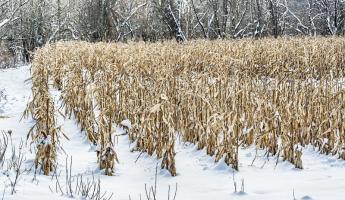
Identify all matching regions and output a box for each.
[0,0,345,63]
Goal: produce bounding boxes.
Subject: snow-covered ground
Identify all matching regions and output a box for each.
[1,66,345,200]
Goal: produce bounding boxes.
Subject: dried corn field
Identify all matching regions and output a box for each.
[2,37,344,199]
[25,37,345,178]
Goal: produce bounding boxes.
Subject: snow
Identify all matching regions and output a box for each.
[0,19,9,28]
[120,119,132,129]
[1,66,345,199]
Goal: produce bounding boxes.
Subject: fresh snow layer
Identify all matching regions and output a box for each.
[0,19,9,28]
[0,66,345,200]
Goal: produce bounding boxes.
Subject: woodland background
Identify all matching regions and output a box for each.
[0,0,344,66]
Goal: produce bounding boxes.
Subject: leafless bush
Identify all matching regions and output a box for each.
[139,165,177,200]
[49,156,114,200]
[1,131,29,196]
[0,131,9,167]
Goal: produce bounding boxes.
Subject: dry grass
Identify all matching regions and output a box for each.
[28,37,345,175]
[23,47,60,175]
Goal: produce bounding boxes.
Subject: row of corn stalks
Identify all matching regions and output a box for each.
[24,48,60,175]
[29,37,345,176]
